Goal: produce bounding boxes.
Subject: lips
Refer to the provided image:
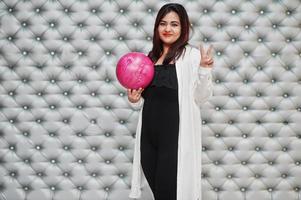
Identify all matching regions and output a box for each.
[163,33,172,37]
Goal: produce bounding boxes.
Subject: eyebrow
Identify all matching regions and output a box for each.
[160,20,180,24]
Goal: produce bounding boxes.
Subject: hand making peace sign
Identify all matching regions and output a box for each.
[200,45,214,68]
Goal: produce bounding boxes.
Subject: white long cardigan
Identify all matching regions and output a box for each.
[129,45,213,200]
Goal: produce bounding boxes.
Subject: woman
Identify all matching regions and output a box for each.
[127,3,214,200]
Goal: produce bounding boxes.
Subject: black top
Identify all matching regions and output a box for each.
[149,63,177,89]
[142,63,178,99]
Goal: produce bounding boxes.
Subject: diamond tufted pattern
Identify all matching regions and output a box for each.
[0,0,301,200]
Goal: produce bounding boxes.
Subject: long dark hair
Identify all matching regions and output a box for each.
[148,3,191,64]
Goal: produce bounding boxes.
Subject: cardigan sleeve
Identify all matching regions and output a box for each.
[193,66,213,106]
[127,97,144,111]
[190,47,213,106]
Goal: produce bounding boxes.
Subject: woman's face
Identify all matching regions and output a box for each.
[158,11,181,47]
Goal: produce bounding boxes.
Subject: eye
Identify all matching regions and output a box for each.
[159,22,166,26]
[171,23,179,27]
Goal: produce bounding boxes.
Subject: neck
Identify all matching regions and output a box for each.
[162,45,170,55]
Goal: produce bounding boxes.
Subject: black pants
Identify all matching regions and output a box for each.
[140,86,179,200]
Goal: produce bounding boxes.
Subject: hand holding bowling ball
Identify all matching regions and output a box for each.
[116,52,154,89]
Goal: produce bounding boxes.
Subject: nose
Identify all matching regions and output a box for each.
[165,24,172,32]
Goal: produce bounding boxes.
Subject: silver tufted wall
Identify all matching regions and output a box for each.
[0,0,301,200]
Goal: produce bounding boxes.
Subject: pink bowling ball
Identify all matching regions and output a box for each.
[116,52,154,89]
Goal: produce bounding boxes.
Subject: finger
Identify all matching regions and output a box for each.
[200,44,205,58]
[207,44,213,56]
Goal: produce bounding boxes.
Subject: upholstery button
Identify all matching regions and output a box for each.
[203,9,208,14]
[49,22,55,28]
[217,24,222,29]
[244,24,249,29]
[254,174,261,178]
[268,161,274,165]
[215,106,220,111]
[295,187,300,192]
[269,133,274,138]
[63,119,69,123]
[147,8,153,13]
[272,24,278,29]
[77,186,83,191]
[50,186,56,191]
[37,172,44,177]
[24,158,30,163]
[36,118,42,123]
[35,145,41,150]
[231,9,237,14]
[91,119,96,124]
[283,93,289,98]
[77,159,83,164]
[23,105,29,110]
[9,119,15,124]
[228,120,234,124]
[50,51,55,56]
[119,9,124,13]
[105,132,111,137]
[240,187,246,192]
[281,173,287,178]
[78,51,83,56]
[91,173,97,177]
[230,65,236,70]
[105,77,110,83]
[22,51,28,56]
[255,146,261,151]
[286,10,291,16]
[91,9,97,13]
[77,132,83,137]
[8,7,14,12]
[119,173,124,178]
[241,161,247,165]
[227,174,232,179]
[270,107,276,111]
[50,105,56,110]
[23,131,30,137]
[213,187,219,192]
[63,91,69,96]
[49,132,56,137]
[119,92,125,97]
[244,52,249,57]
[256,92,262,97]
[9,145,15,151]
[203,37,208,42]
[295,161,300,165]
[257,38,263,43]
[229,92,235,97]
[63,172,70,177]
[228,146,234,151]
[91,92,96,96]
[105,160,111,164]
[64,8,69,13]
[215,79,221,84]
[106,51,111,55]
[214,161,219,165]
[118,146,124,151]
[259,10,265,15]
[216,51,222,56]
[105,105,111,110]
[242,106,248,111]
[146,36,152,41]
[118,36,123,41]
[50,79,56,84]
[91,146,97,151]
[271,52,277,57]
[267,188,273,192]
[63,146,69,150]
[215,133,221,138]
[202,146,207,151]
[257,65,263,70]
[50,159,56,164]
[22,22,27,27]
[10,172,16,177]
[202,120,207,124]
[105,187,110,191]
[256,120,261,124]
[23,186,30,191]
[77,105,83,110]
[7,36,13,41]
